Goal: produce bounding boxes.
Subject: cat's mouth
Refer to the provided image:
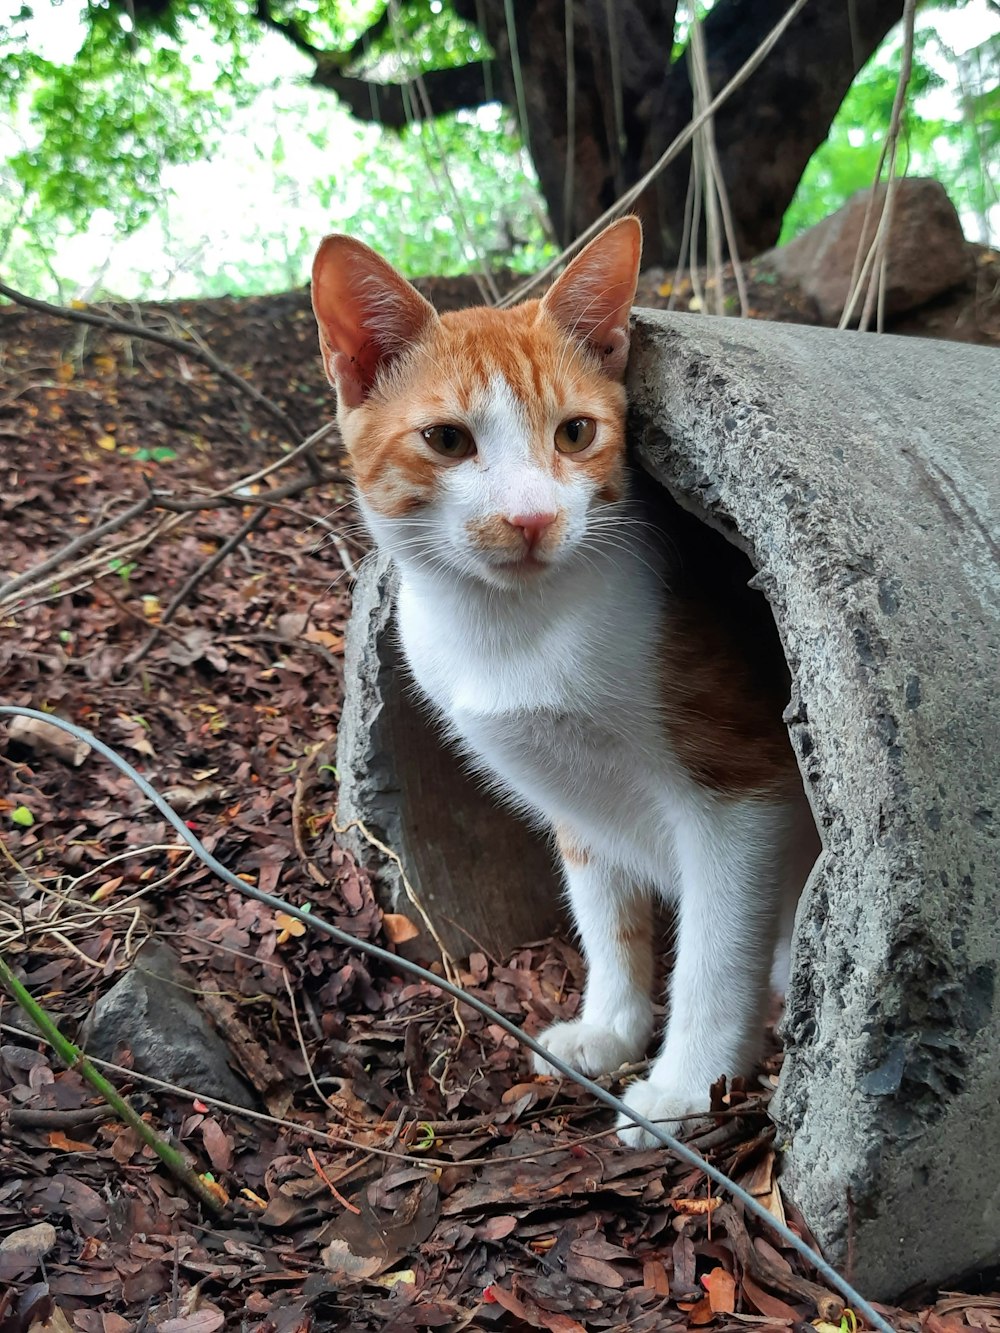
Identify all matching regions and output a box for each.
[478,550,554,585]
[498,548,552,571]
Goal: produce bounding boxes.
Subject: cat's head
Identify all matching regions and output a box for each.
[311,217,641,589]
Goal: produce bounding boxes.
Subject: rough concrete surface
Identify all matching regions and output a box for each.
[628,310,999,1298]
[337,307,998,1297]
[79,940,256,1109]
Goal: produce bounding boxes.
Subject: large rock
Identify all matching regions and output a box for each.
[80,941,256,1109]
[764,178,973,323]
[337,308,999,1298]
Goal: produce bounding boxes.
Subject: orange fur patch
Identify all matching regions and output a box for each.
[625,482,802,800]
[339,300,626,517]
[465,511,568,558]
[554,825,590,866]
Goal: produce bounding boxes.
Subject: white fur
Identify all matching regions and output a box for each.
[360,376,813,1145]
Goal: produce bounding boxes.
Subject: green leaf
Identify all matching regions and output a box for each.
[12,805,35,827]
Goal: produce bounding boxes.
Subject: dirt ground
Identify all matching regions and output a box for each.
[1,266,998,1333]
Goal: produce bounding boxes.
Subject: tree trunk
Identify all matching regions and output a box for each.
[456,0,905,265]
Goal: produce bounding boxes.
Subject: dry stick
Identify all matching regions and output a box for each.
[0,494,155,603]
[689,17,723,317]
[667,168,697,313]
[838,0,917,332]
[0,953,225,1217]
[0,1019,649,1171]
[0,280,323,480]
[1,512,182,612]
[688,131,706,313]
[716,1202,842,1322]
[123,507,267,673]
[0,468,330,612]
[562,0,576,245]
[384,0,498,307]
[871,0,917,335]
[688,7,750,318]
[498,0,811,308]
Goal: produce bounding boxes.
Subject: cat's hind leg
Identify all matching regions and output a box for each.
[617,797,796,1146]
[533,835,655,1079]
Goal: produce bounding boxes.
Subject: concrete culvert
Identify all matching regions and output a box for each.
[336,308,999,1298]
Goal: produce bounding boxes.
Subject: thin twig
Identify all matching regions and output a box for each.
[0,954,225,1216]
[838,0,917,332]
[499,0,811,307]
[123,507,267,672]
[0,280,314,467]
[0,495,155,603]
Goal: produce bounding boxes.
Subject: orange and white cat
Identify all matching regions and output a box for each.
[311,217,815,1145]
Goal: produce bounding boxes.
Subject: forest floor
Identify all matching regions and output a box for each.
[1,267,999,1333]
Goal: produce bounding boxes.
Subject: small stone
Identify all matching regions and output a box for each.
[79,941,256,1110]
[0,1222,58,1264]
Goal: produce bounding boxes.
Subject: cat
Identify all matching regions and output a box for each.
[311,216,817,1145]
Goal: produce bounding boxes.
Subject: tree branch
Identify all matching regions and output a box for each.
[254,0,322,59]
[310,57,500,127]
[341,2,394,65]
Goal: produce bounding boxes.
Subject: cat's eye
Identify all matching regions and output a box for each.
[422,424,475,459]
[555,418,597,454]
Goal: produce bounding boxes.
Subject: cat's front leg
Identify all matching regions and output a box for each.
[617,799,793,1147]
[534,835,654,1079]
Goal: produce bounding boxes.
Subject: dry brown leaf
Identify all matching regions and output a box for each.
[683,1295,715,1325]
[28,1305,73,1333]
[200,1117,233,1173]
[564,1251,624,1289]
[0,1223,57,1264]
[90,875,124,903]
[47,1131,95,1153]
[925,1317,967,1333]
[159,1313,226,1333]
[320,1238,384,1281]
[703,1265,736,1314]
[502,1080,541,1104]
[673,1196,721,1215]
[641,1258,670,1296]
[740,1274,799,1322]
[966,1314,1000,1331]
[381,912,420,944]
[304,629,344,651]
[275,910,307,944]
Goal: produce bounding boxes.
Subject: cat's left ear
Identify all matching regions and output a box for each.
[312,235,438,409]
[540,216,642,380]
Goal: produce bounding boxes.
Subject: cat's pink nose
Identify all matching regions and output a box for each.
[508,512,556,550]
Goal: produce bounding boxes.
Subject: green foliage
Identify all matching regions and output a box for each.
[781,23,998,243]
[0,0,260,294]
[0,0,994,300]
[329,113,554,277]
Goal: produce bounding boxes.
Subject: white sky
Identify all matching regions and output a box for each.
[3,0,998,299]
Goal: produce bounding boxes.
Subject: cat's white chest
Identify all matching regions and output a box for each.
[394,553,687,864]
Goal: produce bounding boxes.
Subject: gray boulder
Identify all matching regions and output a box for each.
[80,940,256,1109]
[763,177,973,324]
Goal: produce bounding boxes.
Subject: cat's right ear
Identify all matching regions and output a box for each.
[311,236,438,409]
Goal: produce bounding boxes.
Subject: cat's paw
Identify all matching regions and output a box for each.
[532,1021,643,1079]
[615,1078,705,1148]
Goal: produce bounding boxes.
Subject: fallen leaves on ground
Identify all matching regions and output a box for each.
[0,288,996,1331]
